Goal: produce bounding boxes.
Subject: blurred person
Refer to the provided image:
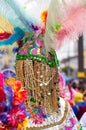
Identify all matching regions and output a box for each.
[64,80,74,106]
[72,81,79,97]
[73,92,86,120]
[83,91,86,101]
[78,81,85,93]
[74,93,83,103]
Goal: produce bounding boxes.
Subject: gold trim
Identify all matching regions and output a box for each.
[26,100,68,130]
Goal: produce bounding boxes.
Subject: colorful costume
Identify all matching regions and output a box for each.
[0,0,86,129]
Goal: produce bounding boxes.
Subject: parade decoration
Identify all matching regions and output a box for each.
[44,0,86,51]
[0,0,85,129]
[2,69,16,80]
[0,73,28,130]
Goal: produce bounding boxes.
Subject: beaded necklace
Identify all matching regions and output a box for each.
[26,100,68,130]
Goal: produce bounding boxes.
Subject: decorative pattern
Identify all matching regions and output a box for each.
[16,59,60,115]
[16,50,59,67]
[0,73,28,130]
[26,98,80,130]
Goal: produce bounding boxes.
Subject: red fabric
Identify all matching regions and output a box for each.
[0,32,11,40]
[77,105,86,120]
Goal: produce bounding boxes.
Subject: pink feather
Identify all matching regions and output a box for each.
[45,1,86,51]
[57,4,86,46]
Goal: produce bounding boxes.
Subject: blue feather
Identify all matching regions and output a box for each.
[0,27,25,46]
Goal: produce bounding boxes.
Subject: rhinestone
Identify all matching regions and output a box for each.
[40,75,43,78]
[40,83,43,86]
[44,83,48,86]
[48,92,51,96]
[37,71,40,74]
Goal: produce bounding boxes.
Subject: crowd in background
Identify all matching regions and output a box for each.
[60,78,86,128]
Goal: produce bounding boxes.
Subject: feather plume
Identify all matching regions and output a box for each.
[44,0,86,51]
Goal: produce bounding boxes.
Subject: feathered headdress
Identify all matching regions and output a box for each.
[0,0,85,129]
[44,0,86,51]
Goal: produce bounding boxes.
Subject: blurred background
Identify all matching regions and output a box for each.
[57,33,86,87]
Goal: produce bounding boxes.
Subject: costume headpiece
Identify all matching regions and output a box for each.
[0,0,86,129]
[0,0,61,128]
